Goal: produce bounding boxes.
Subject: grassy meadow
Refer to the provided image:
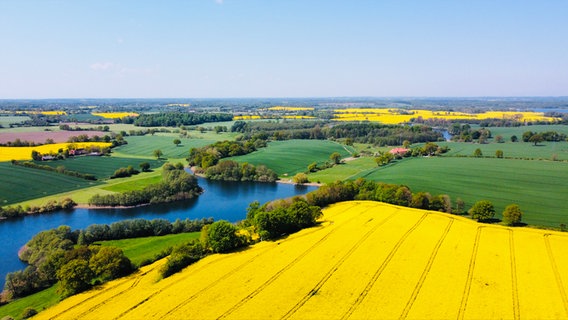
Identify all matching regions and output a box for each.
[352,157,568,227]
[112,135,217,159]
[32,201,568,320]
[437,141,568,160]
[229,140,355,176]
[96,232,201,267]
[0,162,102,205]
[37,156,164,179]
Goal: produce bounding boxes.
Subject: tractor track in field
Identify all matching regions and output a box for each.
[544,233,568,316]
[215,206,383,320]
[340,213,428,320]
[47,265,160,320]
[279,210,398,320]
[509,229,520,320]
[399,218,454,319]
[115,203,362,319]
[457,226,483,320]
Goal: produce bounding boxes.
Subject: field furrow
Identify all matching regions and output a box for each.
[462,227,514,319]
[514,231,568,318]
[344,213,447,319]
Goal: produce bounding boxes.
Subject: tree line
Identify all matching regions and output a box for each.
[204,160,278,182]
[0,198,76,219]
[88,163,202,207]
[133,112,233,127]
[233,121,443,146]
[187,138,266,169]
[11,160,97,180]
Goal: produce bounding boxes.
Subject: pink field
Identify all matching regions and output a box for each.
[0,131,108,144]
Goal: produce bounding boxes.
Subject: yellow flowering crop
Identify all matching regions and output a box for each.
[92,112,138,119]
[35,201,568,320]
[233,115,262,120]
[0,142,112,161]
[333,108,558,124]
[15,110,67,115]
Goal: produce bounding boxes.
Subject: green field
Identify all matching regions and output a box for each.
[0,162,101,205]
[113,135,217,159]
[484,124,568,139]
[308,157,377,184]
[229,139,355,176]
[435,141,568,160]
[0,285,59,320]
[95,232,201,267]
[0,115,30,127]
[37,156,164,179]
[101,175,163,192]
[351,157,568,227]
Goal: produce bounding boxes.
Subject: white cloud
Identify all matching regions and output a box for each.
[90,62,114,71]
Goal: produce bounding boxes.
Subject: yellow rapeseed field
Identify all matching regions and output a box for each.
[233,115,262,120]
[333,108,558,124]
[92,112,139,119]
[35,201,568,319]
[15,110,67,115]
[0,142,112,161]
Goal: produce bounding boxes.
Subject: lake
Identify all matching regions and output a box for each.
[0,177,317,287]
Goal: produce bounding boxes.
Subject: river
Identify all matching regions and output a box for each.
[0,177,317,287]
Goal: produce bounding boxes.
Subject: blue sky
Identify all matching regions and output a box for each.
[1,0,567,98]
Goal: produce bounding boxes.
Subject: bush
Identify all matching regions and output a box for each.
[502,204,523,226]
[21,308,37,319]
[469,200,495,221]
[160,241,204,278]
[206,221,248,253]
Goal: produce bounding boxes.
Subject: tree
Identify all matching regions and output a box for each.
[173,139,181,147]
[206,220,246,253]
[307,162,318,172]
[469,200,495,221]
[473,148,483,157]
[292,173,309,184]
[153,149,163,159]
[502,204,522,226]
[495,135,504,143]
[511,135,518,142]
[56,259,94,297]
[454,198,465,214]
[495,150,504,158]
[89,247,133,281]
[529,134,544,146]
[139,162,150,172]
[330,152,342,165]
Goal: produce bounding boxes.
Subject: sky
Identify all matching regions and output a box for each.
[0,0,567,99]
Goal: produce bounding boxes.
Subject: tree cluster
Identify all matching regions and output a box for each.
[0,198,76,219]
[187,139,265,169]
[79,217,213,244]
[522,130,566,144]
[204,160,278,182]
[110,165,140,179]
[88,163,202,207]
[133,112,233,127]
[245,198,322,240]
[3,226,133,299]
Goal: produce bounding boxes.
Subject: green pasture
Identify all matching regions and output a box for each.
[113,135,216,159]
[308,157,377,184]
[0,116,30,127]
[96,232,201,267]
[434,141,568,160]
[484,124,568,139]
[102,175,163,192]
[229,139,355,176]
[0,162,101,205]
[0,285,59,320]
[37,156,164,179]
[351,157,568,228]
